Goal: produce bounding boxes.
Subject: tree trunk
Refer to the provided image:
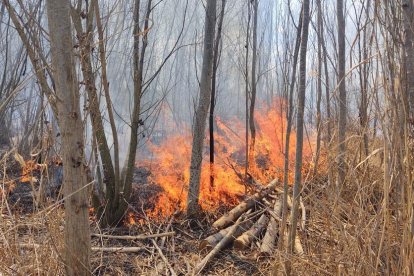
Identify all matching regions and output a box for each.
[288,0,310,255]
[279,7,303,250]
[46,1,90,274]
[71,3,118,226]
[210,0,226,189]
[313,0,323,177]
[244,4,251,181]
[187,0,217,217]
[248,0,259,168]
[321,0,332,187]
[337,0,347,189]
[401,1,414,273]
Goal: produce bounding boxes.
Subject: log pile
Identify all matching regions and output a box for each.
[199,178,305,257]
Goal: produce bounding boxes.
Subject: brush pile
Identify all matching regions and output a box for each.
[199,178,305,257]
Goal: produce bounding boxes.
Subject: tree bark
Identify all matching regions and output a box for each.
[187,0,217,217]
[46,0,90,274]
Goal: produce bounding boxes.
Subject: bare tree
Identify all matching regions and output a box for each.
[278,4,303,250]
[187,0,217,217]
[287,0,310,255]
[46,0,90,274]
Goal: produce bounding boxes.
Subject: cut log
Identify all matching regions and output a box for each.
[259,197,283,255]
[199,216,254,250]
[234,214,269,250]
[193,215,245,275]
[212,178,279,229]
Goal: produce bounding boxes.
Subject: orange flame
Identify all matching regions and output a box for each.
[139,99,314,218]
[127,212,136,225]
[21,160,40,183]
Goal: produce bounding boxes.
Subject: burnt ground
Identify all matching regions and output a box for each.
[129,166,163,216]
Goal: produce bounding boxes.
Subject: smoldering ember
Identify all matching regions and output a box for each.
[0,0,413,275]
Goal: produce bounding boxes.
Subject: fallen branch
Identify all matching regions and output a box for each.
[212,178,279,229]
[234,214,269,250]
[260,197,283,255]
[193,216,245,275]
[199,212,254,250]
[300,196,306,231]
[91,246,146,253]
[91,231,175,240]
[17,243,40,249]
[151,239,177,276]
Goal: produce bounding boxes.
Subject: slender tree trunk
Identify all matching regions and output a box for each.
[210,0,226,189]
[113,0,152,223]
[337,0,347,189]
[248,0,258,169]
[245,2,251,182]
[46,0,90,274]
[321,3,333,186]
[313,0,323,177]
[94,0,120,203]
[71,3,118,226]
[187,0,217,217]
[288,0,310,255]
[403,0,414,115]
[278,8,303,250]
[401,1,414,273]
[360,0,370,158]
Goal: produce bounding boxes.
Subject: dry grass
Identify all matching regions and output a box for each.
[0,208,65,275]
[0,139,411,275]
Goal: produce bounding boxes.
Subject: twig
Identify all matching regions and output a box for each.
[151,239,177,276]
[17,243,40,249]
[91,246,146,253]
[160,212,177,248]
[300,196,306,231]
[91,231,175,240]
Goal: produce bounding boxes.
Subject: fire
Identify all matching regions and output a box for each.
[127,212,136,225]
[14,153,41,183]
[20,160,40,183]
[139,100,314,218]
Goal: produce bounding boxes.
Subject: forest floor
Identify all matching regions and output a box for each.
[0,147,389,275]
